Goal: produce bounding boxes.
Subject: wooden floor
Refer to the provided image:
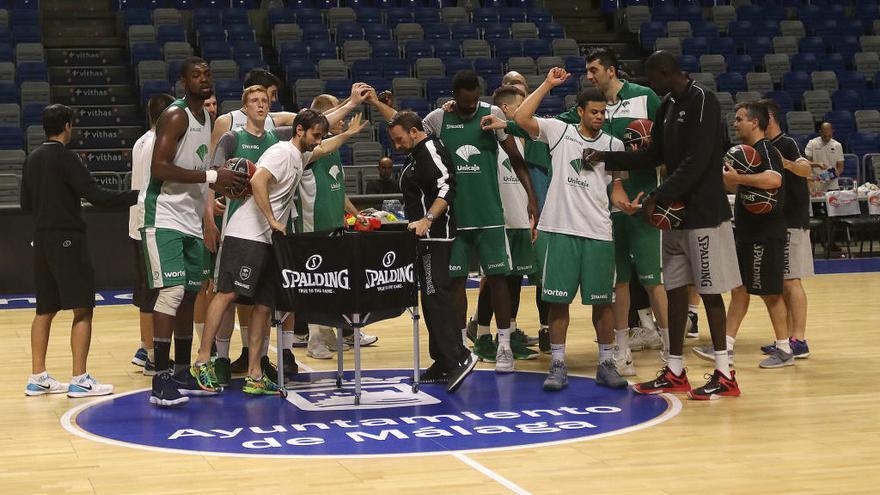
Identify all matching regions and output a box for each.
[4,272,880,495]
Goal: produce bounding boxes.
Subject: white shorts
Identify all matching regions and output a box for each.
[784,228,814,280]
[663,221,742,294]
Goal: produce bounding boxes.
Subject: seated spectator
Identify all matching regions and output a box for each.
[365,156,400,194]
[805,122,844,190]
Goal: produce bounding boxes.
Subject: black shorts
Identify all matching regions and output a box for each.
[34,230,95,315]
[736,238,784,296]
[215,236,276,307]
[131,238,158,312]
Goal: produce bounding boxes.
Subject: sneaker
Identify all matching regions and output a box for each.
[511,338,539,360]
[495,345,514,373]
[343,331,379,347]
[685,311,699,338]
[307,340,333,359]
[25,373,67,396]
[511,328,539,347]
[759,348,794,369]
[543,359,568,391]
[322,328,351,352]
[67,374,114,398]
[230,347,249,374]
[282,349,299,380]
[243,375,281,396]
[189,362,220,393]
[538,327,550,354]
[179,370,220,396]
[290,333,308,348]
[633,366,691,394]
[466,318,478,343]
[149,371,189,407]
[596,360,628,388]
[692,345,735,367]
[213,357,231,386]
[419,362,449,384]
[132,347,148,367]
[472,334,497,362]
[790,339,810,358]
[687,370,740,400]
[629,327,662,351]
[143,357,157,376]
[613,346,636,376]
[261,355,278,383]
[447,353,478,393]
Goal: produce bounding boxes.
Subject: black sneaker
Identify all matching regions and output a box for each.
[685,311,699,338]
[149,371,189,407]
[175,368,218,396]
[446,353,477,393]
[143,357,157,376]
[538,328,550,354]
[282,349,299,380]
[230,347,248,374]
[214,357,231,386]
[419,362,449,384]
[261,355,278,383]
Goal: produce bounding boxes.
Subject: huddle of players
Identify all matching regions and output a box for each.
[129,57,379,406]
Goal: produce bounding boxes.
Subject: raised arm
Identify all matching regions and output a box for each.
[322,83,371,129]
[364,88,398,122]
[512,67,570,138]
[307,113,368,163]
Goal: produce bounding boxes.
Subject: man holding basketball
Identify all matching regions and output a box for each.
[585,51,742,400]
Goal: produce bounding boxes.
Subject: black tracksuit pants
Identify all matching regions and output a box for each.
[416,240,469,371]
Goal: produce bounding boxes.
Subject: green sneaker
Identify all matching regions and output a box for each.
[511,338,539,360]
[511,329,538,348]
[473,334,497,362]
[466,318,478,343]
[261,355,278,383]
[189,362,218,392]
[243,375,281,396]
[214,357,231,387]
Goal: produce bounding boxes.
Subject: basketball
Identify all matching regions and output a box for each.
[739,186,779,214]
[224,157,256,198]
[622,118,653,151]
[649,200,686,230]
[724,144,762,174]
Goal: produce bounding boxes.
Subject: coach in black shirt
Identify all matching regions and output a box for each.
[20,104,137,398]
[386,110,476,393]
[585,51,743,400]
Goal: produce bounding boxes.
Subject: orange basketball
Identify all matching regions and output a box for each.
[739,186,779,214]
[623,118,653,151]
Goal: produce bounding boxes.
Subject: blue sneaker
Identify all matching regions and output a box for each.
[760,342,777,354]
[790,339,810,359]
[149,371,189,407]
[131,347,148,367]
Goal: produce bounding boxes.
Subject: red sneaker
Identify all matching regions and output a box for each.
[632,366,691,394]
[687,370,741,400]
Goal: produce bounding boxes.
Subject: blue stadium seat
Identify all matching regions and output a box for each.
[0,82,15,104]
[296,8,324,25]
[484,75,503,92]
[819,53,846,76]
[363,24,392,41]
[157,25,186,44]
[710,37,736,59]
[277,41,308,63]
[444,57,473,75]
[405,40,433,60]
[527,7,553,24]
[385,8,414,27]
[16,61,47,83]
[483,23,511,42]
[682,37,709,58]
[231,0,259,7]
[537,95,564,115]
[835,36,860,62]
[736,5,761,22]
[522,39,551,58]
[302,24,330,41]
[798,37,825,56]
[238,58,266,74]
[452,24,479,40]
[383,59,411,78]
[474,57,504,76]
[639,22,666,51]
[652,5,677,24]
[123,8,152,27]
[538,23,565,40]
[745,37,772,62]
[336,22,364,42]
[222,8,249,27]
[832,89,862,113]
[493,40,522,60]
[22,103,41,127]
[355,8,382,25]
[500,8,527,24]
[285,58,316,79]
[679,5,702,24]
[692,20,719,39]
[192,8,222,30]
[728,21,754,49]
[201,41,232,60]
[0,126,22,149]
[233,40,261,57]
[824,110,855,141]
[838,72,867,91]
[361,77,390,94]
[371,40,400,59]
[791,53,818,73]
[680,55,699,74]
[227,24,255,43]
[414,7,441,25]
[854,3,879,22]
[308,40,337,60]
[399,98,430,117]
[0,27,10,44]
[782,71,811,100]
[326,79,353,99]
[847,132,878,157]
[766,91,793,116]
[426,77,452,101]
[434,39,460,59]
[864,89,880,110]
[473,8,499,25]
[717,72,746,94]
[565,56,586,76]
[843,19,866,37]
[12,25,41,43]
[314,0,335,8]
[351,59,382,79]
[131,42,163,66]
[197,24,226,44]
[755,19,780,39]
[267,8,297,29]
[728,55,754,75]
[424,24,450,40]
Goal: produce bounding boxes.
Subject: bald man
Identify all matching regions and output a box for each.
[805,122,844,190]
[365,156,400,194]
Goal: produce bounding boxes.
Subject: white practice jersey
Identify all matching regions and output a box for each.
[497,136,530,229]
[229,109,276,132]
[129,129,155,240]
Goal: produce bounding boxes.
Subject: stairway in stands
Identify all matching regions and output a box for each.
[42,0,142,188]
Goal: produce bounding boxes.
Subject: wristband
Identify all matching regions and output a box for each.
[205,169,218,184]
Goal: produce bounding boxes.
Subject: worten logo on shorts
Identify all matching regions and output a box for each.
[66,369,678,457]
[281,253,350,291]
[364,251,414,291]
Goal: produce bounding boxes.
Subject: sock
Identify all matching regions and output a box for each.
[637,308,657,330]
[726,334,736,351]
[668,354,684,376]
[598,343,615,363]
[777,338,792,354]
[174,336,193,373]
[154,337,172,372]
[194,322,205,343]
[614,328,630,352]
[510,318,517,331]
[497,327,511,346]
[261,336,270,357]
[282,330,295,350]
[215,338,230,359]
[550,343,565,362]
[240,326,249,348]
[71,372,88,383]
[715,351,732,379]
[688,304,699,315]
[145,347,154,362]
[476,324,491,338]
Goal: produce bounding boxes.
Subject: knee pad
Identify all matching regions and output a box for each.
[154,285,185,316]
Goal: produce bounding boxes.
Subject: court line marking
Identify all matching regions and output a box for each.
[60,368,682,460]
[452,452,531,495]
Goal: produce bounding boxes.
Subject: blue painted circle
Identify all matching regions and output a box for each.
[69,369,677,457]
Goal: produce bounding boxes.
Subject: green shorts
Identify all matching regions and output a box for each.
[612,212,662,286]
[449,227,511,278]
[540,231,615,305]
[528,230,550,285]
[141,227,207,291]
[507,228,537,276]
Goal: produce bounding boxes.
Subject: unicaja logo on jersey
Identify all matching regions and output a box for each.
[455,145,481,173]
[569,158,593,174]
[329,165,341,182]
[196,144,208,161]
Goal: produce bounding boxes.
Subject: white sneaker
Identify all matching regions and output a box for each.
[319,327,351,352]
[307,340,333,359]
[495,344,514,373]
[629,327,662,351]
[344,331,379,347]
[25,373,68,396]
[613,345,637,376]
[67,374,114,398]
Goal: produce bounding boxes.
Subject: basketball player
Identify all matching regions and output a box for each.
[558,47,667,375]
[129,93,174,376]
[586,51,743,400]
[511,69,632,390]
[192,110,367,395]
[143,57,247,407]
[695,102,790,369]
[422,70,538,374]
[297,93,378,360]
